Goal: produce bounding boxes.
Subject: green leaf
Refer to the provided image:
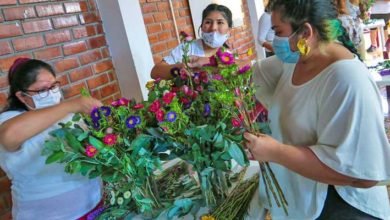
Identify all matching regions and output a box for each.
[80,162,95,176]
[228,142,247,166]
[65,131,83,151]
[213,133,224,148]
[111,209,128,217]
[77,131,89,141]
[81,88,91,97]
[45,151,65,164]
[88,136,105,149]
[72,113,81,122]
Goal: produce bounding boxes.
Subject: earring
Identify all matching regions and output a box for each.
[297,38,310,56]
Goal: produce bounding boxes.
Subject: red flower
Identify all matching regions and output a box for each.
[162,92,176,105]
[133,103,144,109]
[103,134,117,146]
[156,109,165,122]
[191,91,198,99]
[171,86,180,93]
[209,56,217,66]
[180,97,190,104]
[231,118,242,127]
[149,100,161,112]
[234,88,241,96]
[196,85,204,92]
[85,145,98,157]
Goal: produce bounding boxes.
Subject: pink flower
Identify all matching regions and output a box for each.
[234,100,242,108]
[181,85,193,96]
[185,36,193,41]
[180,69,189,80]
[156,109,165,122]
[103,134,117,146]
[212,74,223,81]
[191,91,198,99]
[162,92,176,104]
[111,98,130,107]
[200,72,209,83]
[218,52,234,65]
[85,145,98,158]
[196,85,204,92]
[133,103,144,109]
[105,127,113,134]
[231,118,242,127]
[149,100,161,112]
[193,75,200,84]
[171,86,180,93]
[238,65,251,74]
[234,88,241,96]
[180,97,190,104]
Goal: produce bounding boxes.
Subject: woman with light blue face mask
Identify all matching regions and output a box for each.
[0,58,105,219]
[245,0,390,220]
[151,3,232,79]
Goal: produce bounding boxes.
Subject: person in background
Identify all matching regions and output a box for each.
[336,0,363,53]
[257,0,275,57]
[366,0,390,53]
[245,0,390,219]
[151,3,232,79]
[0,58,104,220]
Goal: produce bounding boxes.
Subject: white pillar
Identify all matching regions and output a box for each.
[96,0,153,101]
[246,0,265,59]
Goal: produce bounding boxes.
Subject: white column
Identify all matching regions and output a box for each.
[246,0,265,59]
[96,0,154,101]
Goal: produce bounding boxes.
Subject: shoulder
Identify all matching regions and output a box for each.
[0,110,24,124]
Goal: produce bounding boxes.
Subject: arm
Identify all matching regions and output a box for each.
[0,96,102,152]
[151,61,184,79]
[244,133,377,188]
[257,13,273,50]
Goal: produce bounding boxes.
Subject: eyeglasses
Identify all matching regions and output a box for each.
[23,81,61,98]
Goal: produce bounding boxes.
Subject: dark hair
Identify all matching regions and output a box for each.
[202,4,233,28]
[265,0,275,12]
[3,59,56,112]
[271,0,360,59]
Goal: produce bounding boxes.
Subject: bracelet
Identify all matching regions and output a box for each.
[170,67,180,77]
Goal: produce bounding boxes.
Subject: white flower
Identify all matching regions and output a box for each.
[117,197,124,205]
[110,191,115,198]
[123,191,131,199]
[110,197,115,205]
[159,80,166,88]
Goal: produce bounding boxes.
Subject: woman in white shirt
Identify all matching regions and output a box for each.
[245,0,390,219]
[151,4,232,79]
[257,0,275,57]
[0,58,103,220]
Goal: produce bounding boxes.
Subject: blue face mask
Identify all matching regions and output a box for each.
[272,32,300,63]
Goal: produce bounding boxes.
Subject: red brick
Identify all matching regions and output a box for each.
[0,76,8,88]
[22,19,52,34]
[147,23,161,34]
[0,93,7,108]
[34,46,62,61]
[143,14,154,24]
[90,89,101,100]
[153,12,168,21]
[158,31,171,41]
[54,57,79,73]
[157,2,169,11]
[64,2,88,13]
[88,36,106,49]
[36,4,64,17]
[62,82,86,98]
[69,66,93,82]
[20,0,49,3]
[166,39,178,50]
[79,13,99,24]
[152,43,166,53]
[0,0,17,5]
[0,42,13,56]
[52,15,79,29]
[12,35,45,52]
[142,4,157,13]
[63,41,87,56]
[0,23,23,38]
[101,47,110,58]
[72,25,96,39]
[179,9,190,17]
[3,6,36,21]
[100,83,119,98]
[56,74,69,86]
[87,73,108,89]
[0,14,4,22]
[45,29,72,45]
[79,49,102,65]
[162,22,173,30]
[176,18,186,27]
[0,178,11,194]
[92,60,113,74]
[0,54,32,73]
[107,70,116,81]
[148,34,158,44]
[96,24,103,34]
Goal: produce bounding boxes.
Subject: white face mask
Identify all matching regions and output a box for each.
[202,31,229,48]
[25,89,62,109]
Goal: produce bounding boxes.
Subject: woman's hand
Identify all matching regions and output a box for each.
[262,42,274,52]
[188,56,210,68]
[243,132,283,162]
[65,96,103,114]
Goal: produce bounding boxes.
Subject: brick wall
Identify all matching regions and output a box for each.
[0,0,119,218]
[140,0,257,64]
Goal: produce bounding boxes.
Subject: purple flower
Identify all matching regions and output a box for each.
[238,65,251,74]
[166,111,177,122]
[92,121,100,130]
[203,103,211,116]
[218,52,234,65]
[134,116,141,125]
[212,74,223,81]
[126,116,138,128]
[100,106,111,117]
[90,107,101,120]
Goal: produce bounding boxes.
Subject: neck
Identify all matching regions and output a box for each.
[202,41,218,55]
